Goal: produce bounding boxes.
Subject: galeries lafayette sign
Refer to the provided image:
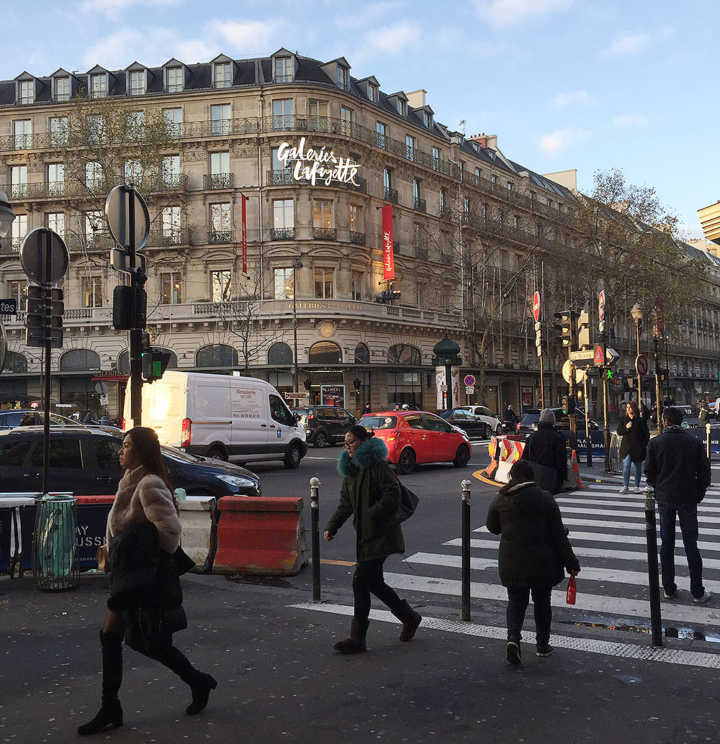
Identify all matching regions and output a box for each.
[277,138,361,187]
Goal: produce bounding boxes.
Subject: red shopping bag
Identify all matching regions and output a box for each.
[566,575,577,605]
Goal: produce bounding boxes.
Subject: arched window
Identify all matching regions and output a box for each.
[309,341,342,364]
[60,349,101,371]
[196,344,238,368]
[354,343,369,364]
[3,351,27,373]
[267,342,292,365]
[388,344,421,366]
[118,348,177,374]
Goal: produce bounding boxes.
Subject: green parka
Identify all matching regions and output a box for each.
[325,437,405,561]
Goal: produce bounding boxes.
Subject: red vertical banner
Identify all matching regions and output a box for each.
[241,193,247,274]
[382,205,395,280]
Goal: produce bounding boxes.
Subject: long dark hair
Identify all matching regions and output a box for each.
[124,426,172,492]
[626,400,640,418]
[348,424,374,441]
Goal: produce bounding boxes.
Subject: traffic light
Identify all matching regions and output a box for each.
[113,284,147,330]
[577,310,591,349]
[141,346,172,383]
[25,284,63,348]
[553,310,574,348]
[606,369,613,380]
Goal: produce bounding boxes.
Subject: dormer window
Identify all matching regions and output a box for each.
[54,76,70,102]
[214,61,232,89]
[91,73,107,99]
[274,56,292,83]
[18,80,34,105]
[128,70,146,96]
[166,66,183,93]
[422,111,430,128]
[369,84,378,103]
[336,65,348,90]
[397,99,406,116]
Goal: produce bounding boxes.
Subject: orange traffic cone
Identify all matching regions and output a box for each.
[571,449,586,489]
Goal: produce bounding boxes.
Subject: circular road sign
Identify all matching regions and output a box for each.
[463,374,476,387]
[598,290,606,321]
[20,227,69,284]
[105,185,150,251]
[532,290,541,323]
[562,360,586,385]
[635,354,649,377]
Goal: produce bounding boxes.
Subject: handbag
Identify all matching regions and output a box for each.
[96,545,109,573]
[125,605,188,652]
[394,478,419,523]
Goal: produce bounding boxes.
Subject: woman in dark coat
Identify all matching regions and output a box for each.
[324,425,421,653]
[78,427,216,736]
[486,460,580,665]
[617,400,650,494]
[521,408,567,494]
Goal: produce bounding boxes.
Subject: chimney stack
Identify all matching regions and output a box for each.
[469,132,498,150]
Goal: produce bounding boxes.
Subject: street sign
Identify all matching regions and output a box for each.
[598,291,606,321]
[593,344,605,367]
[463,374,476,387]
[635,354,649,377]
[0,298,17,315]
[605,347,620,364]
[569,349,595,362]
[532,290,541,323]
[20,228,68,284]
[562,360,585,385]
[465,386,474,396]
[105,185,150,252]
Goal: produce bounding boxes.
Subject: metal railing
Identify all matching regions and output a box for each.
[384,187,398,204]
[146,229,189,247]
[313,227,337,241]
[208,229,234,244]
[414,197,426,213]
[203,173,233,190]
[267,169,294,186]
[270,227,295,241]
[349,231,365,245]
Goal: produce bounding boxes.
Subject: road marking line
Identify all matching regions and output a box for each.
[517,517,720,537]
[566,489,720,503]
[558,497,720,513]
[559,505,720,522]
[309,559,357,567]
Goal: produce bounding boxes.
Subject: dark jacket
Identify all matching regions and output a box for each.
[325,437,404,561]
[486,480,579,588]
[617,415,650,462]
[521,423,567,493]
[644,426,711,505]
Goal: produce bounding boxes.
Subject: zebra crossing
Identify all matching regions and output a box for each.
[293,474,720,667]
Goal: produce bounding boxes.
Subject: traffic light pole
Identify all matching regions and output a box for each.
[41,230,52,496]
[127,189,144,429]
[603,370,610,472]
[654,335,663,434]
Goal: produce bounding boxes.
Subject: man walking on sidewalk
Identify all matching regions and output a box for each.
[644,407,712,603]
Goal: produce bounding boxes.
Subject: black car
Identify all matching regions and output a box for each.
[0,409,122,435]
[438,408,492,439]
[294,406,357,447]
[517,408,598,439]
[0,427,260,498]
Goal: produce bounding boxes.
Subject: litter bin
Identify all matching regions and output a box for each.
[32,493,79,591]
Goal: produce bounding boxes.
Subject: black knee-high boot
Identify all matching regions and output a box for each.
[78,631,124,736]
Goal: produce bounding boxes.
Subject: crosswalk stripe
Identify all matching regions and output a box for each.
[381,572,720,626]
[541,517,720,537]
[403,551,720,593]
[565,489,720,504]
[559,505,720,522]
[289,602,720,669]
[557,497,720,513]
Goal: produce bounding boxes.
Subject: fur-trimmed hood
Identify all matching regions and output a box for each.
[337,437,389,476]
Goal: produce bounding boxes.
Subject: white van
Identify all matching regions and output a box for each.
[123,371,307,468]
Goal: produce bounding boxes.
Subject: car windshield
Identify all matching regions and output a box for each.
[520,414,539,425]
[360,415,397,430]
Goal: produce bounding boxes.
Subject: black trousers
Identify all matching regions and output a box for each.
[353,558,404,621]
[506,585,552,646]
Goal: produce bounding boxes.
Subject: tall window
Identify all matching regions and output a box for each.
[128,70,145,96]
[412,178,422,209]
[213,62,232,88]
[274,56,292,82]
[405,134,416,161]
[336,65,348,90]
[160,272,183,304]
[10,165,27,198]
[210,151,229,175]
[340,106,353,135]
[54,76,70,102]
[126,110,144,139]
[507,181,513,193]
[85,211,104,243]
[210,270,232,302]
[369,84,378,103]
[209,203,231,242]
[162,206,181,242]
[47,163,64,196]
[90,73,107,99]
[349,204,362,233]
[86,161,103,191]
[352,271,364,301]
[7,279,27,305]
[440,188,447,215]
[312,200,332,228]
[432,147,440,170]
[463,197,470,219]
[87,114,104,144]
[272,98,294,129]
[210,104,231,136]
[50,116,68,146]
[166,67,183,92]
[162,155,181,187]
[273,199,294,235]
[314,268,334,299]
[13,120,31,149]
[83,277,103,307]
[163,107,183,137]
[124,159,142,184]
[18,80,34,104]
[273,267,295,299]
[11,214,27,250]
[308,99,328,130]
[376,121,386,149]
[383,167,393,198]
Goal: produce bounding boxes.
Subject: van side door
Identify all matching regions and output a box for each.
[268,394,298,451]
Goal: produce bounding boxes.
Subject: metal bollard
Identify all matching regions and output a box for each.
[461,479,472,621]
[706,423,711,461]
[644,485,663,647]
[310,477,321,602]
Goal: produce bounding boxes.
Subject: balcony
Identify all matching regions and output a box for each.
[203,173,233,190]
[414,197,426,213]
[349,231,365,246]
[208,229,234,244]
[345,176,367,194]
[270,227,295,241]
[147,174,189,193]
[208,119,232,137]
[384,187,398,204]
[67,233,114,253]
[267,169,294,186]
[146,229,190,248]
[313,227,337,241]
[415,243,429,260]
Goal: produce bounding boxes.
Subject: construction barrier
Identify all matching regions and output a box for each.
[0,496,37,576]
[213,496,307,576]
[178,496,218,573]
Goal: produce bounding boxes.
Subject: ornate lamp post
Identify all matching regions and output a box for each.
[432,336,462,410]
[631,303,643,408]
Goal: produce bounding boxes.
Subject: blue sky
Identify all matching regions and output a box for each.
[2,0,716,235]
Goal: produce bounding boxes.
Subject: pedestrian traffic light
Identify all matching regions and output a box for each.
[606,369,613,380]
[25,284,63,348]
[141,347,172,383]
[112,285,147,330]
[553,310,574,348]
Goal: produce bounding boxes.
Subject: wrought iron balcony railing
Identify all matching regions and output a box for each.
[349,231,365,245]
[203,173,233,190]
[313,227,337,241]
[384,187,398,204]
[208,229,234,244]
[267,169,294,186]
[414,197,426,213]
[270,227,295,241]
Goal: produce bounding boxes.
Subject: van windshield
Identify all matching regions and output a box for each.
[360,415,397,430]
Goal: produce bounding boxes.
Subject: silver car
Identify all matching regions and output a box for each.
[458,405,502,435]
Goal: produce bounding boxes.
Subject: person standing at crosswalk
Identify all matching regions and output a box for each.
[486,459,580,665]
[521,408,567,494]
[617,400,650,494]
[644,406,712,603]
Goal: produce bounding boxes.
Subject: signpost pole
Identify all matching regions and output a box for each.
[539,351,545,409]
[41,230,52,496]
[603,371,610,472]
[584,369,592,467]
[126,187,144,428]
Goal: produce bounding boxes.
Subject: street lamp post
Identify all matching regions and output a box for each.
[292,259,303,398]
[0,191,16,377]
[631,303,643,408]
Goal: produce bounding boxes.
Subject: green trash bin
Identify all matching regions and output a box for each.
[32,493,79,591]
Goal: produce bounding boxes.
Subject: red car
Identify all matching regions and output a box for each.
[358,410,472,474]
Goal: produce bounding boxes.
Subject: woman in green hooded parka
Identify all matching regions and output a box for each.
[324,425,422,653]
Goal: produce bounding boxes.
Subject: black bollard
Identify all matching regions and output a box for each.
[644,485,663,647]
[461,479,471,621]
[310,477,321,602]
[706,423,711,462]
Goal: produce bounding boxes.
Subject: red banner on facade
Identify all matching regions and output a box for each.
[241,194,247,274]
[382,205,395,280]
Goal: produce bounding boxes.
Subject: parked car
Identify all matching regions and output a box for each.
[0,409,121,434]
[0,426,261,498]
[294,406,357,447]
[516,408,599,440]
[457,405,502,435]
[359,410,472,474]
[437,408,493,439]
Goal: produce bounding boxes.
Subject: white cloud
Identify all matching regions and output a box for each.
[553,89,589,106]
[206,20,277,52]
[356,21,422,58]
[603,26,674,56]
[611,113,649,128]
[475,0,573,28]
[340,2,407,29]
[80,0,182,21]
[539,127,590,157]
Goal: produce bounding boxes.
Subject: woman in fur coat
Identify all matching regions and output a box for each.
[78,427,216,736]
[323,424,421,653]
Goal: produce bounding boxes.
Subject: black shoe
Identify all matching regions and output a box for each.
[536,644,553,657]
[334,618,369,654]
[186,673,218,716]
[77,699,123,736]
[506,641,521,665]
[395,600,422,642]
